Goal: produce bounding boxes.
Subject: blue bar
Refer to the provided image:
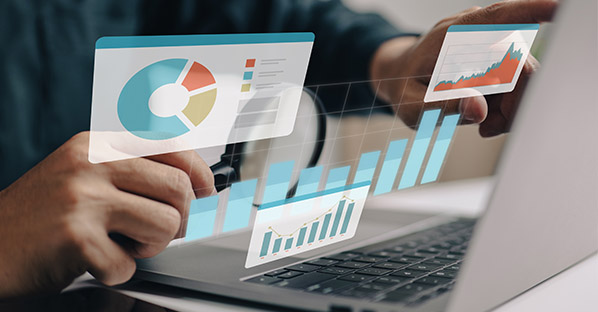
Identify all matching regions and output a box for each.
[318,214,332,240]
[262,161,295,204]
[260,232,272,257]
[329,200,346,237]
[259,181,370,211]
[295,166,323,196]
[97,32,315,49]
[353,151,381,184]
[325,166,351,190]
[222,179,257,232]
[284,238,294,250]
[272,238,282,254]
[297,227,307,246]
[308,222,319,243]
[373,140,408,195]
[340,202,355,234]
[398,109,441,190]
[447,24,539,32]
[421,114,461,184]
[186,196,219,240]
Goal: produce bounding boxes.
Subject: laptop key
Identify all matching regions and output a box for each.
[381,290,416,303]
[431,270,457,278]
[264,269,288,277]
[415,276,452,285]
[336,261,370,269]
[338,274,375,282]
[318,267,354,275]
[390,270,426,278]
[389,257,419,264]
[277,271,303,279]
[274,272,336,289]
[308,279,356,294]
[306,259,339,266]
[423,258,456,265]
[356,268,392,276]
[402,282,434,293]
[407,263,443,272]
[286,264,320,272]
[247,276,281,285]
[372,262,408,270]
[375,276,411,285]
[353,256,387,263]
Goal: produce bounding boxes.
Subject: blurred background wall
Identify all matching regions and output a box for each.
[325,0,508,182]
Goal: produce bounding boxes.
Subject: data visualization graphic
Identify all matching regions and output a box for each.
[89,33,313,163]
[424,24,539,102]
[245,182,370,268]
[118,59,217,140]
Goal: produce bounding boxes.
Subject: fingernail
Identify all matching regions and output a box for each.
[459,97,479,122]
[210,187,218,196]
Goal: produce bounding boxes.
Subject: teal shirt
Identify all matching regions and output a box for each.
[0,0,406,189]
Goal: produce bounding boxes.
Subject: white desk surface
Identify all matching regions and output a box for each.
[66,177,598,311]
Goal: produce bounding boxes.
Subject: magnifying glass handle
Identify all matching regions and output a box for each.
[210,154,241,192]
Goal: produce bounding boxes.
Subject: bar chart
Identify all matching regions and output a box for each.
[245,182,370,268]
[184,108,461,245]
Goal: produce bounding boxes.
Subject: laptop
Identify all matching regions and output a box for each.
[134,2,598,311]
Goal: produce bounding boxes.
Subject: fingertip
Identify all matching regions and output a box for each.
[459,96,487,123]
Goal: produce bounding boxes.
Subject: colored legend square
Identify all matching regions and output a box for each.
[243,71,253,80]
[241,84,251,92]
[245,59,256,68]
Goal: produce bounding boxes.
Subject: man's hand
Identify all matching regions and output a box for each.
[0,132,215,298]
[371,0,557,137]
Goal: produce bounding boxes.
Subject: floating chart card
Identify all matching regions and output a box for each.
[245,182,370,268]
[424,24,539,102]
[89,33,313,163]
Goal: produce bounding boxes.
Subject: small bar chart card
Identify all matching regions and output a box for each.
[245,182,370,268]
[424,24,539,102]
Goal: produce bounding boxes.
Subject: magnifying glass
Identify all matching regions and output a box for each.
[210,88,326,204]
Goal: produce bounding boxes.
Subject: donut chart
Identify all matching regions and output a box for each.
[117,58,217,140]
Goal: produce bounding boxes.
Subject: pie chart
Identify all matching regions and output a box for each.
[118,58,217,140]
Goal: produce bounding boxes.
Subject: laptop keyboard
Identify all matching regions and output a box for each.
[246,219,475,306]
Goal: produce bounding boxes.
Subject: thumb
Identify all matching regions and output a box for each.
[459,95,488,124]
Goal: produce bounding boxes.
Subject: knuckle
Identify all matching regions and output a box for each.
[160,208,182,239]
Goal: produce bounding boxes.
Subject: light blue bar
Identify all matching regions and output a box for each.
[243,71,253,80]
[295,166,323,196]
[259,181,370,211]
[284,238,294,250]
[186,196,219,240]
[340,202,355,235]
[325,166,351,190]
[222,179,257,232]
[96,32,315,49]
[297,227,307,246]
[318,214,332,240]
[262,161,295,204]
[421,114,461,184]
[260,232,272,257]
[447,24,539,32]
[354,151,381,184]
[308,222,320,243]
[398,109,441,190]
[329,200,346,237]
[373,140,408,195]
[272,238,282,254]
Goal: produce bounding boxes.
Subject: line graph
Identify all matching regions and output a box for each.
[424,24,539,102]
[245,182,369,268]
[434,42,523,91]
[266,195,354,239]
